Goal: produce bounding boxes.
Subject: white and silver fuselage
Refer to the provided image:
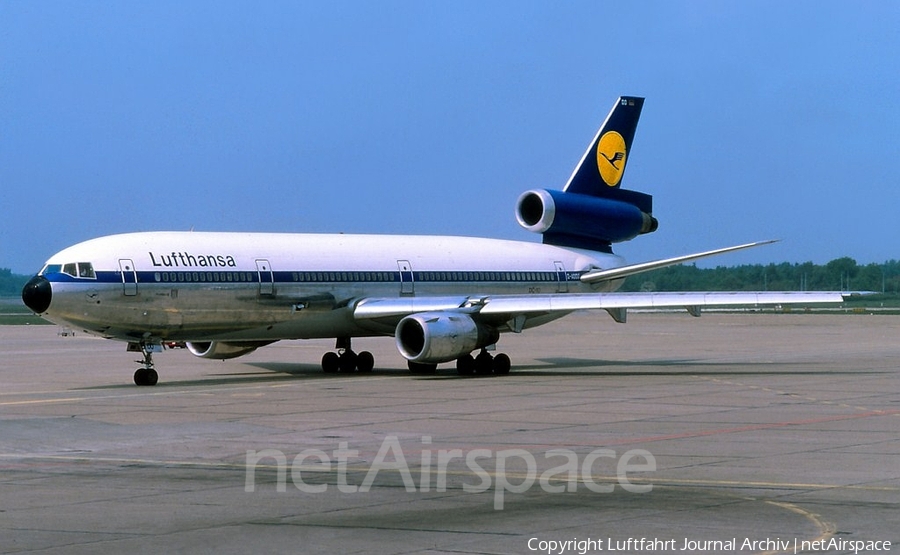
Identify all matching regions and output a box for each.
[35,231,624,343]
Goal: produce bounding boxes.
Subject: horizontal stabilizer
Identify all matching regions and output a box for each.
[579,240,778,284]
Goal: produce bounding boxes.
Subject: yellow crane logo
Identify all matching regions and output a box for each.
[596,131,626,187]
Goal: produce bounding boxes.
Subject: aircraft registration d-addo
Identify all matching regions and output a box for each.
[22,97,847,385]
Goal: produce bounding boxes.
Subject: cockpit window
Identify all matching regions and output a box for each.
[60,262,96,279]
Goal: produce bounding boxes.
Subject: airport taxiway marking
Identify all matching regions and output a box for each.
[0,373,406,406]
[758,501,836,555]
[0,396,92,406]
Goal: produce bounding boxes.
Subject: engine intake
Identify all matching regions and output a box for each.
[395,312,499,364]
[186,340,274,360]
[516,189,657,249]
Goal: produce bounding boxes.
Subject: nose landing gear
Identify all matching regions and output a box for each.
[131,342,161,386]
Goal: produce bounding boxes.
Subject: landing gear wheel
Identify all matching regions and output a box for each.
[322,338,374,373]
[321,352,340,373]
[475,350,494,375]
[356,351,375,372]
[338,350,358,372]
[133,367,158,386]
[492,353,511,375]
[456,354,475,375]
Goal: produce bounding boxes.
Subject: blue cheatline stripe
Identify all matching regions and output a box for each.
[45,269,583,285]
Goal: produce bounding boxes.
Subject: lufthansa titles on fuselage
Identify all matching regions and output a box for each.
[149,251,237,268]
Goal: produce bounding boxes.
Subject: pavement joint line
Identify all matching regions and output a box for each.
[698,375,896,415]
[2,454,897,494]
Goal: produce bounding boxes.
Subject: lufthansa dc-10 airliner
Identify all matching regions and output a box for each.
[22,97,847,385]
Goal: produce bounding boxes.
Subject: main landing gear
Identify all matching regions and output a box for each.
[455,348,511,376]
[321,337,375,373]
[409,349,510,375]
[133,342,160,386]
[319,339,511,376]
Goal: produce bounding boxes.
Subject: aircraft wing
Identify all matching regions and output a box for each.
[476,291,846,313]
[353,290,847,325]
[353,237,847,324]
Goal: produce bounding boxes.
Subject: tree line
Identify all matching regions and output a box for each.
[620,257,900,293]
[0,269,29,297]
[2,257,898,297]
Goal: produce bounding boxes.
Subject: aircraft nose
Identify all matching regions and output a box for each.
[22,275,52,314]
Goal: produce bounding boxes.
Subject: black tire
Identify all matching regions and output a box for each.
[456,354,475,375]
[356,351,375,372]
[493,353,511,375]
[338,351,358,372]
[321,352,340,373]
[134,368,158,386]
[475,351,493,375]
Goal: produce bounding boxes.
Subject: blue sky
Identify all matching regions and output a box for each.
[2,1,898,274]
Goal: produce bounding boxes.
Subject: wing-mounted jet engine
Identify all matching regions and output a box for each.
[395,312,500,364]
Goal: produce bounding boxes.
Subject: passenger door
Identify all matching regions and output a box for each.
[397,260,414,296]
[554,261,568,293]
[119,259,137,296]
[256,259,274,296]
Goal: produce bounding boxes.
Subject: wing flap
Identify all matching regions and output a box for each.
[479,291,845,314]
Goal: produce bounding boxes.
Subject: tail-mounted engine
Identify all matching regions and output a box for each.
[395,312,500,364]
[516,189,658,251]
